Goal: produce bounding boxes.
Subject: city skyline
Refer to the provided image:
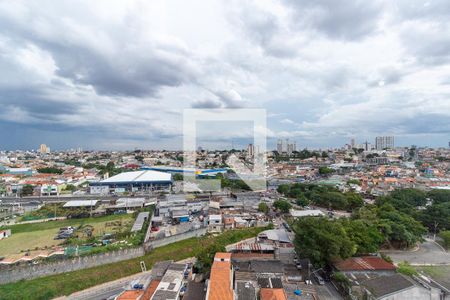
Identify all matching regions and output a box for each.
[1,1,450,150]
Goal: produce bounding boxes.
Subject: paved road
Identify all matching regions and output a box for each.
[315,282,343,300]
[61,272,152,300]
[382,238,450,265]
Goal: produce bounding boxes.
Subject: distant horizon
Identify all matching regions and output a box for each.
[1,140,450,153]
[1,1,450,151]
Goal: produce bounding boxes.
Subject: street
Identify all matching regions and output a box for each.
[381,238,450,265]
[315,282,343,300]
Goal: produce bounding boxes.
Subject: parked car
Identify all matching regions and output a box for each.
[314,274,325,285]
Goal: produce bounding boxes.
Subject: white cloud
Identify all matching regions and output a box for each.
[0,0,449,149]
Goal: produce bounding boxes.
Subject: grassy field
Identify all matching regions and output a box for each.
[0,215,133,256]
[1,214,132,234]
[415,265,450,290]
[0,228,62,256]
[0,227,265,300]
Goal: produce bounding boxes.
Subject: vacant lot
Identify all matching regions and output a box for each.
[0,227,266,300]
[1,214,132,234]
[0,228,62,256]
[0,214,133,256]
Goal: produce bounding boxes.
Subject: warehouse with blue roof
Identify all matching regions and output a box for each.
[90,170,172,193]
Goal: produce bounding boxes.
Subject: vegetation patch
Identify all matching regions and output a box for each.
[0,227,265,300]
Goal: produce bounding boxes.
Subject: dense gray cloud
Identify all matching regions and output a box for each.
[191,99,222,109]
[0,0,449,150]
[0,2,197,98]
[286,0,384,40]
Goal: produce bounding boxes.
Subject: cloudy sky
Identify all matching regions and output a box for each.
[1,0,450,150]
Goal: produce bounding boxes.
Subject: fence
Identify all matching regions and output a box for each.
[0,247,144,284]
[144,227,208,250]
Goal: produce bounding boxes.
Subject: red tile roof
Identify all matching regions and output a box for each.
[260,288,287,300]
[116,290,144,300]
[142,280,160,300]
[207,253,233,300]
[335,256,396,271]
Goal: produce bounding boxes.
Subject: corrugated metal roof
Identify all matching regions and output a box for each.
[101,170,171,183]
[335,256,396,271]
[63,200,98,207]
[131,212,150,232]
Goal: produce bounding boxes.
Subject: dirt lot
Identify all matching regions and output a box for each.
[0,214,132,256]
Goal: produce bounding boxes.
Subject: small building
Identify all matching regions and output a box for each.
[152,263,189,300]
[3,167,32,176]
[334,256,396,276]
[260,288,287,300]
[63,200,99,209]
[206,253,234,300]
[208,215,223,233]
[171,209,190,223]
[131,212,150,232]
[235,281,257,300]
[90,185,109,195]
[361,274,443,300]
[106,198,145,213]
[257,229,292,245]
[290,209,325,218]
[40,184,58,196]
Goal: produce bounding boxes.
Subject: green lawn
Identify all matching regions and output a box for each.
[0,227,265,300]
[415,265,450,290]
[1,214,132,234]
[0,228,62,256]
[0,215,132,256]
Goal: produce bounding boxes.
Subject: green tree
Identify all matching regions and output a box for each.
[21,184,34,196]
[418,202,450,232]
[427,190,450,204]
[296,194,310,207]
[345,192,364,210]
[439,230,450,249]
[376,204,426,248]
[37,167,63,174]
[397,261,418,276]
[277,184,290,195]
[173,173,184,181]
[195,242,225,273]
[311,191,348,210]
[340,219,384,254]
[355,204,426,249]
[390,188,427,208]
[64,184,76,192]
[347,179,361,186]
[318,167,334,175]
[273,200,292,213]
[293,217,355,266]
[258,202,269,214]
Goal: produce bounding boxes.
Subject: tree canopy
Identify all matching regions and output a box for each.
[37,167,63,174]
[293,217,355,266]
[273,200,292,213]
[258,202,269,214]
[277,183,363,211]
